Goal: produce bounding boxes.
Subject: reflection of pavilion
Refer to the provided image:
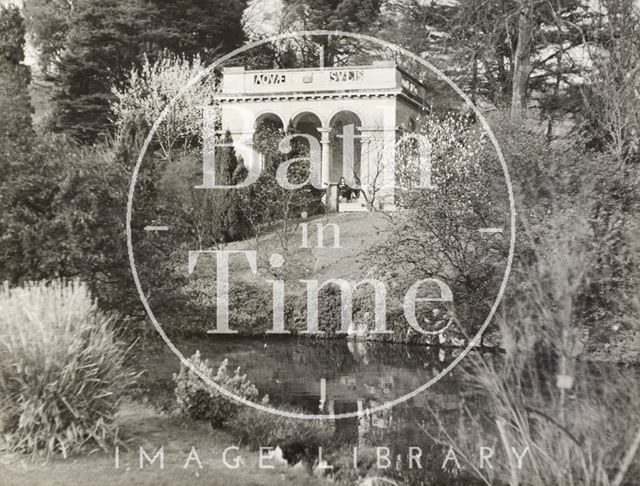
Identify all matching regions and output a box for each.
[215,60,429,209]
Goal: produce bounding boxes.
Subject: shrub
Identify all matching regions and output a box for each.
[374,113,507,339]
[227,281,273,332]
[173,352,258,427]
[158,146,251,249]
[226,403,333,464]
[0,280,135,458]
[1,119,190,323]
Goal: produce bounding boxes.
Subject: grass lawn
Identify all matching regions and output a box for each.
[187,211,393,295]
[0,401,329,486]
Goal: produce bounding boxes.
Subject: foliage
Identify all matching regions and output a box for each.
[112,53,219,160]
[172,349,332,463]
[149,0,247,61]
[23,0,72,75]
[159,152,237,247]
[226,402,333,463]
[0,280,136,458]
[0,116,188,323]
[242,0,381,68]
[0,21,197,321]
[418,112,639,484]
[494,114,629,339]
[237,126,324,256]
[26,0,246,75]
[433,292,640,486]
[373,113,507,338]
[48,0,247,142]
[0,5,27,65]
[281,0,381,66]
[158,133,250,248]
[281,0,381,35]
[372,111,626,345]
[225,281,273,331]
[173,352,258,428]
[419,113,640,483]
[51,0,155,142]
[242,0,286,41]
[581,0,640,167]
[1,135,112,284]
[0,5,34,165]
[429,359,640,485]
[378,0,603,119]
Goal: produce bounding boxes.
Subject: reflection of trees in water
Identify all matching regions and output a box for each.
[351,341,444,366]
[201,338,501,403]
[186,336,503,484]
[333,401,360,443]
[360,397,490,485]
[185,337,500,433]
[286,339,360,376]
[326,392,491,484]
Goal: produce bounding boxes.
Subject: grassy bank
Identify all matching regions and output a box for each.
[174,210,496,347]
[0,401,327,486]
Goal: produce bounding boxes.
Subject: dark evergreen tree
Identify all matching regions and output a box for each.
[214,131,250,242]
[281,0,382,67]
[50,0,247,143]
[151,0,247,62]
[51,0,157,142]
[0,6,35,270]
[160,131,250,247]
[0,5,34,167]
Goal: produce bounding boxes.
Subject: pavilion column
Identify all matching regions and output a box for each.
[319,128,332,186]
[359,128,375,190]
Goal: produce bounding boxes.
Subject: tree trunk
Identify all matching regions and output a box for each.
[471,50,478,105]
[511,0,534,116]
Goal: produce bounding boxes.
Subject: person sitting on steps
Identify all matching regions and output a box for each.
[337,177,360,201]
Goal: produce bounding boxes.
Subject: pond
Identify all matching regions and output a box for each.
[143,337,494,447]
[141,336,635,484]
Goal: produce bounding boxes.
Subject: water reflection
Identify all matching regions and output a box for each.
[157,337,495,445]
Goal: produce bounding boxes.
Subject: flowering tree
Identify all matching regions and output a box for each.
[372,113,509,338]
[112,52,218,159]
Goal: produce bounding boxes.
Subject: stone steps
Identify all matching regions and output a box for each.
[339,201,369,212]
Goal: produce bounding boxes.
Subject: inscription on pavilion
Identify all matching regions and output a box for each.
[252,68,367,86]
[253,73,287,85]
[329,69,364,82]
